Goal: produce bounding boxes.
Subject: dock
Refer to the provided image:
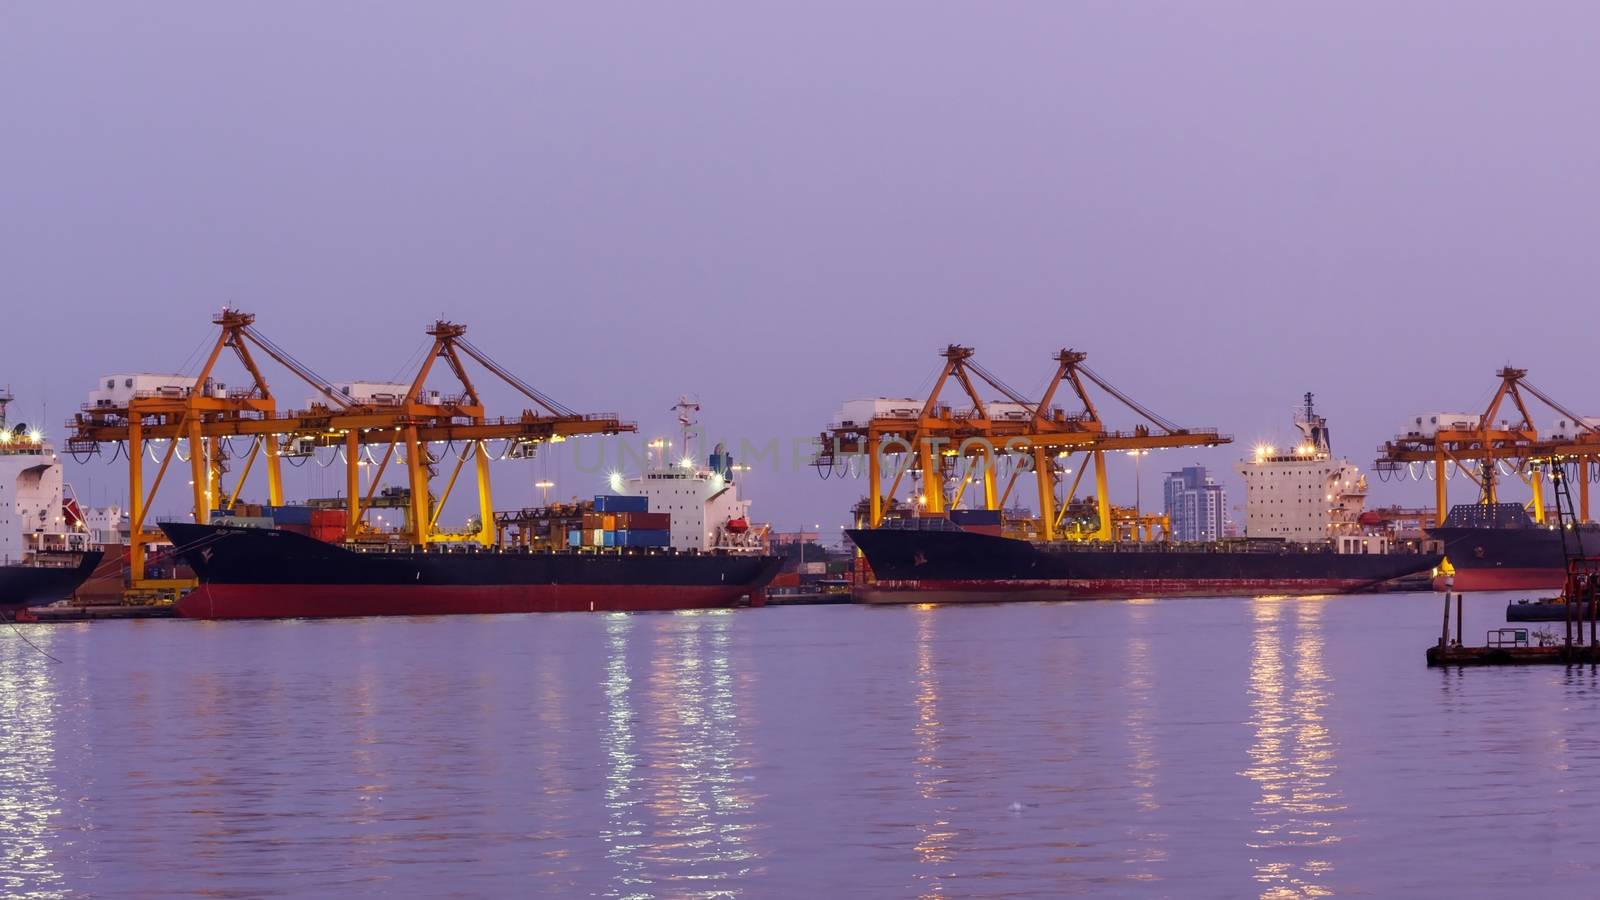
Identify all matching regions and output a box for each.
[1427,583,1600,667]
[1427,643,1600,666]
[18,604,177,624]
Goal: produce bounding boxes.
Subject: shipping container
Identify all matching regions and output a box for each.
[589,529,605,546]
[311,508,344,527]
[582,512,604,530]
[616,529,670,548]
[949,508,1003,526]
[799,561,827,575]
[269,505,315,526]
[568,529,583,547]
[593,494,648,513]
[612,511,671,531]
[311,525,347,544]
[602,530,617,547]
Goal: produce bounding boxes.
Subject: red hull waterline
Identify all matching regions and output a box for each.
[856,577,1384,604]
[177,583,766,620]
[1432,568,1566,593]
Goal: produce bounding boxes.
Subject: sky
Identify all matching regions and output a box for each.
[4,3,1600,537]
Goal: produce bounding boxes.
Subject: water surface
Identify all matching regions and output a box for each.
[2,591,1596,897]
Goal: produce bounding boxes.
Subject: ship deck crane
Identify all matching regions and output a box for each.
[68,310,634,593]
[815,345,1230,541]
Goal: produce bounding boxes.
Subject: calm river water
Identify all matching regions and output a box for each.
[3,591,1598,897]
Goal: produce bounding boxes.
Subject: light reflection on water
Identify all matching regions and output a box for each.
[1122,603,1167,881]
[1242,598,1343,900]
[0,592,1598,896]
[910,607,955,896]
[0,627,65,900]
[604,610,759,899]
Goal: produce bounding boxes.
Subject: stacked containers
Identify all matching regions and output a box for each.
[310,507,346,543]
[578,496,669,548]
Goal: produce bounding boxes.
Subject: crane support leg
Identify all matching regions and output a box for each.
[188,418,208,524]
[918,439,943,513]
[1531,466,1546,525]
[1034,447,1056,541]
[265,436,284,506]
[1093,450,1112,541]
[405,425,429,546]
[1435,451,1448,526]
[868,440,882,526]
[346,431,361,534]
[475,441,495,547]
[982,445,998,510]
[128,422,145,584]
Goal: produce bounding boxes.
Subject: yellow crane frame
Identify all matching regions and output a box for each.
[816,345,1230,541]
[1371,367,1600,525]
[69,311,634,591]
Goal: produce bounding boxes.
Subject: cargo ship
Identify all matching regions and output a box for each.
[848,518,1439,602]
[0,390,104,610]
[848,396,1440,603]
[161,444,780,619]
[1427,502,1592,592]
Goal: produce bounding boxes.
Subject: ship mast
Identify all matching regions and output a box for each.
[673,394,701,464]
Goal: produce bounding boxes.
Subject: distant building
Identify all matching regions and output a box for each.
[1163,465,1226,542]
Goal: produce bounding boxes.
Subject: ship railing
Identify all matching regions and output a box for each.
[1486,628,1530,648]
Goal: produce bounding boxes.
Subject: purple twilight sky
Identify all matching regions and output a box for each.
[4,3,1599,535]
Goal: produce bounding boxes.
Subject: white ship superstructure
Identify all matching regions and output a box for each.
[1236,393,1368,543]
[0,390,88,564]
[620,441,765,552]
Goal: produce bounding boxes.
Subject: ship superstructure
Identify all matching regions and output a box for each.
[1236,393,1369,544]
[620,443,764,552]
[0,389,104,608]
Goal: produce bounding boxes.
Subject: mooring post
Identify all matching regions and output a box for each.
[1580,576,1593,646]
[1441,590,1451,648]
[1456,591,1463,647]
[1566,592,1574,651]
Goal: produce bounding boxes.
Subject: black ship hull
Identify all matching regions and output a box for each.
[847,527,1441,603]
[160,523,782,620]
[1429,524,1598,592]
[0,551,105,611]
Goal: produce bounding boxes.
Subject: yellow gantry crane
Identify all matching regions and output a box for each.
[814,345,1231,541]
[1374,366,1600,525]
[68,310,634,593]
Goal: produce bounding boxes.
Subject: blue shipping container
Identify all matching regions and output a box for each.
[949,509,1002,526]
[617,529,670,547]
[568,529,582,547]
[602,530,617,547]
[269,505,315,525]
[594,494,648,513]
